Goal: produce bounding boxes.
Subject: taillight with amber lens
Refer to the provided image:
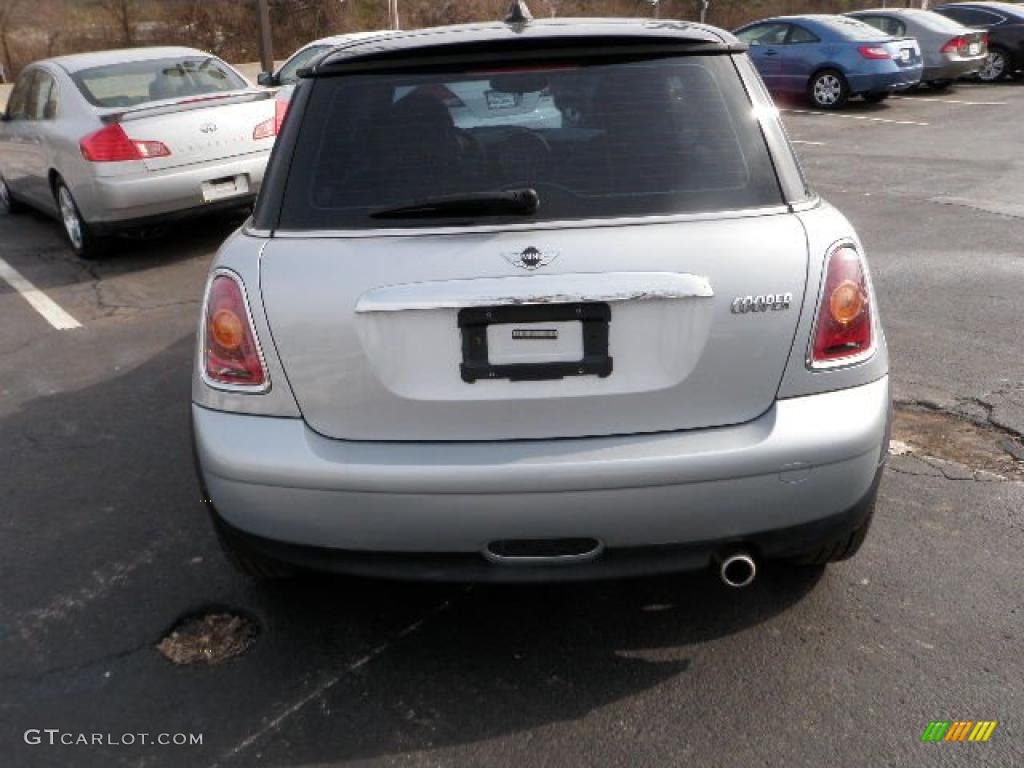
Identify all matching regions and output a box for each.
[810,245,873,366]
[203,273,267,388]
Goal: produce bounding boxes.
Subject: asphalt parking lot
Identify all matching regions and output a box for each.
[1,81,1022,767]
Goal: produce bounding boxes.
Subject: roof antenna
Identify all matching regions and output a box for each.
[504,0,534,25]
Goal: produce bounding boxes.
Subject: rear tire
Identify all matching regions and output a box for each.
[927,79,953,91]
[213,517,295,580]
[791,503,876,566]
[862,91,890,104]
[977,47,1009,82]
[0,174,27,214]
[54,178,108,260]
[808,69,849,110]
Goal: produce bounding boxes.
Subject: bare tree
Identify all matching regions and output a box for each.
[0,0,22,81]
[100,0,136,47]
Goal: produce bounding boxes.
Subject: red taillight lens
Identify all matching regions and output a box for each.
[253,97,289,140]
[411,83,466,108]
[941,36,967,54]
[858,45,891,60]
[204,273,266,388]
[80,123,170,162]
[810,246,873,366]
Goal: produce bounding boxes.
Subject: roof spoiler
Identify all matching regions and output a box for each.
[100,90,272,124]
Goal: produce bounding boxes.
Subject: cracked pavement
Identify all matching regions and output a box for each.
[1,82,1022,767]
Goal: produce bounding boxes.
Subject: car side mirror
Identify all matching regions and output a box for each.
[256,72,277,87]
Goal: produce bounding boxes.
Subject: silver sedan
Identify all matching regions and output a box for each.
[847,8,988,89]
[0,47,277,258]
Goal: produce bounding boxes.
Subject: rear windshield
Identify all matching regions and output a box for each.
[277,55,783,230]
[820,17,892,40]
[71,57,245,108]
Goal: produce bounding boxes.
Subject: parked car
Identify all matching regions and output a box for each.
[847,8,988,89]
[933,2,1024,81]
[0,47,275,258]
[193,15,890,585]
[257,31,386,98]
[734,15,923,109]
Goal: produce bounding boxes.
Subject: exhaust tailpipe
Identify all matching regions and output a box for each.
[718,551,757,588]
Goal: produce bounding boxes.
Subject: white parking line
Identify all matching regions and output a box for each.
[783,109,929,127]
[0,256,82,330]
[890,95,1007,106]
[791,140,826,146]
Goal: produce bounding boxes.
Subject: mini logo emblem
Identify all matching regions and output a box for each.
[731,293,793,314]
[504,246,558,271]
[200,122,218,134]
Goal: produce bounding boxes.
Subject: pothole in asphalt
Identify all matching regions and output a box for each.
[892,405,1024,479]
[156,610,258,666]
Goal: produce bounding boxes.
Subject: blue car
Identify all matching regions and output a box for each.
[734,15,924,109]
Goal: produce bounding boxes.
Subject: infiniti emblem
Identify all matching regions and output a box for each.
[503,246,559,271]
[200,122,218,134]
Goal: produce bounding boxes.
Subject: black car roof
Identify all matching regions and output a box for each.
[313,18,742,74]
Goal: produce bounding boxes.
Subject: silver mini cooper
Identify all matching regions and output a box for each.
[192,10,891,586]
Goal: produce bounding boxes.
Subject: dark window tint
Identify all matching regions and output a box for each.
[787,25,820,44]
[5,71,32,119]
[937,7,1005,26]
[278,45,329,86]
[277,56,783,230]
[736,23,790,45]
[71,57,245,108]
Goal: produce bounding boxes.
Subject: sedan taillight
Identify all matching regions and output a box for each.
[253,97,289,140]
[858,46,891,60]
[941,36,967,54]
[203,272,267,389]
[810,245,873,367]
[80,124,170,162]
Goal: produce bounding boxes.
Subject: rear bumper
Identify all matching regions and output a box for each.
[83,151,269,226]
[923,59,985,81]
[193,376,891,579]
[848,68,922,94]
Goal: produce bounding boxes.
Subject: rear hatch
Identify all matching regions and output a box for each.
[260,218,807,441]
[115,92,275,171]
[258,49,808,441]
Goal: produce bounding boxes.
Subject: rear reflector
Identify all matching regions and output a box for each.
[858,46,891,60]
[80,123,170,162]
[203,272,267,389]
[253,96,289,140]
[810,245,873,367]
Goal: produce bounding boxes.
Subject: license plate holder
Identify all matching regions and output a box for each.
[485,90,521,110]
[969,42,980,55]
[202,174,249,202]
[459,303,613,383]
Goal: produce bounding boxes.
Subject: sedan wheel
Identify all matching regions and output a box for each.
[0,175,26,214]
[809,70,848,110]
[978,49,1008,82]
[54,179,107,259]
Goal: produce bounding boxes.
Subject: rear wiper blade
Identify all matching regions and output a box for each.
[370,188,539,219]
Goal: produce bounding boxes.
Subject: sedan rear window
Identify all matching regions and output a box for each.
[71,57,245,108]
[277,55,783,230]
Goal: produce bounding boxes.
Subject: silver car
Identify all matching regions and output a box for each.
[0,47,276,258]
[847,8,988,89]
[193,16,891,587]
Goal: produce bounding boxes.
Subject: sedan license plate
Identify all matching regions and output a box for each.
[900,48,911,63]
[201,175,249,203]
[969,43,980,55]
[485,91,521,110]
